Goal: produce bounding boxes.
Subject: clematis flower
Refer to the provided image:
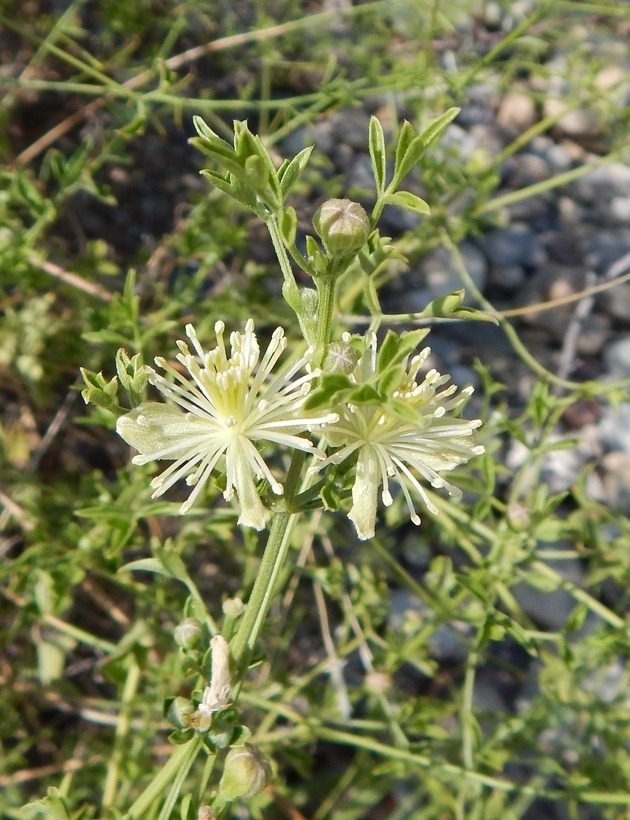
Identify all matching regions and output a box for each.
[311,332,484,540]
[116,320,333,530]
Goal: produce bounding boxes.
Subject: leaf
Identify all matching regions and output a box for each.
[416,107,460,153]
[382,190,430,215]
[394,120,417,180]
[392,108,460,184]
[303,373,353,410]
[347,383,382,405]
[412,290,498,323]
[278,145,314,198]
[378,363,406,397]
[368,116,387,194]
[387,397,420,423]
[279,206,297,247]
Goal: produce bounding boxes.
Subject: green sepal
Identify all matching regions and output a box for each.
[305,234,327,275]
[321,480,342,512]
[169,728,195,745]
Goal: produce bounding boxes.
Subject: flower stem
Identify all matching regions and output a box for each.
[313,274,337,368]
[230,451,306,681]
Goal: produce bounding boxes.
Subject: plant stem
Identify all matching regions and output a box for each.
[313,275,337,368]
[230,451,305,679]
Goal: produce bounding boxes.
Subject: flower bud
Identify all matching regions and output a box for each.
[222,597,245,619]
[165,696,195,729]
[174,617,204,650]
[506,502,531,533]
[323,341,359,376]
[218,744,271,801]
[313,199,369,259]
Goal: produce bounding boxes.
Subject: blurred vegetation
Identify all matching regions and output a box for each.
[2,1,630,818]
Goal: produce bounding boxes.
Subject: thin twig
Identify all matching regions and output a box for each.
[26,379,80,473]
[28,255,113,301]
[16,3,386,164]
[313,580,351,719]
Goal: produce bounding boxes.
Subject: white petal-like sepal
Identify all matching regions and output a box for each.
[116,321,325,527]
[315,332,484,539]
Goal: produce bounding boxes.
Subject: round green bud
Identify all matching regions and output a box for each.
[313,198,370,259]
[323,341,359,376]
[174,617,204,650]
[165,696,195,729]
[218,744,272,801]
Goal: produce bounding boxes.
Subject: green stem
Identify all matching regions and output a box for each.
[313,275,337,368]
[230,451,305,677]
[266,214,301,303]
[127,736,204,819]
[102,658,142,810]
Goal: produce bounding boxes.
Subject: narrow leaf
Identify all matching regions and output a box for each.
[382,190,430,215]
[368,116,387,194]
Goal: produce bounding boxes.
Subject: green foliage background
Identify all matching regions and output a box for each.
[2,1,630,818]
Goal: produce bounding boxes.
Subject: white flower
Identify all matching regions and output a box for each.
[311,333,484,540]
[116,320,333,529]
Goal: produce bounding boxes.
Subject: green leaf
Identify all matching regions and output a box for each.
[392,108,460,184]
[394,120,417,180]
[347,383,382,405]
[368,116,387,195]
[278,145,314,198]
[378,363,406,396]
[279,206,297,247]
[387,398,420,423]
[303,373,353,410]
[412,290,498,323]
[382,190,430,215]
[376,329,402,373]
[417,107,460,154]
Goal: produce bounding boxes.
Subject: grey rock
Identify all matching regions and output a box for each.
[583,229,630,271]
[505,153,551,187]
[490,263,526,290]
[481,224,547,268]
[329,107,371,151]
[597,403,630,453]
[599,282,630,324]
[418,242,488,303]
[576,314,610,357]
[610,197,630,224]
[497,90,537,134]
[603,335,630,378]
[388,590,470,662]
[570,162,630,203]
[512,541,586,632]
[602,452,630,515]
[345,153,376,197]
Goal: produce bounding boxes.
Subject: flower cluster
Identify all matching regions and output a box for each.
[116,321,484,538]
[310,332,484,540]
[116,320,333,530]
